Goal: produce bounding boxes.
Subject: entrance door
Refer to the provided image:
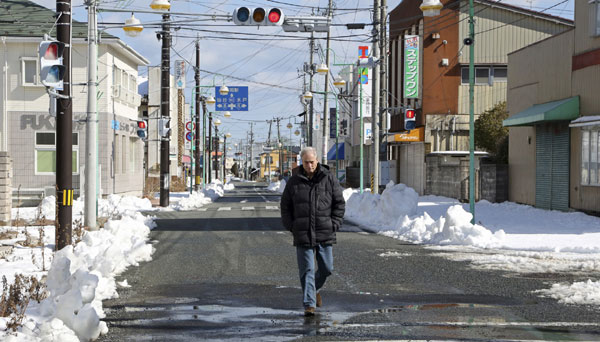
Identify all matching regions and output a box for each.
[535,124,569,211]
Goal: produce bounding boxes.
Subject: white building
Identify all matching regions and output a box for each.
[0,1,149,204]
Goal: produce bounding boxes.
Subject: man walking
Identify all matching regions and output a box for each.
[280,146,345,316]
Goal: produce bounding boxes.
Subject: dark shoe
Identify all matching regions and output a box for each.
[316,293,322,308]
[304,307,315,317]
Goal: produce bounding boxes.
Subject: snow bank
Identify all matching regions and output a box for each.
[172,179,231,211]
[0,209,155,341]
[267,180,286,193]
[343,181,418,230]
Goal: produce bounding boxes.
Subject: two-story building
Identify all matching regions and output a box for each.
[0,0,149,204]
[387,0,572,194]
[504,0,600,214]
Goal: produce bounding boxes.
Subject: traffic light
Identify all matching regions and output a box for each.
[39,40,65,89]
[136,120,147,139]
[233,7,284,26]
[404,108,416,131]
[158,117,171,138]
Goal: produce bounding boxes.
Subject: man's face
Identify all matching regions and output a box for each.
[302,152,318,176]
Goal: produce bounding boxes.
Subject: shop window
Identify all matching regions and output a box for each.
[581,129,600,186]
[35,132,78,174]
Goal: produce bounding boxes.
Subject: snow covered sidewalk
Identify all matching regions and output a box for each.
[343,182,600,306]
[0,180,233,341]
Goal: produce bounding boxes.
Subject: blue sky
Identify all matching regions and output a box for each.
[30,0,574,147]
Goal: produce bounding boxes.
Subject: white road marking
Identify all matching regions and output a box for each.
[333,321,600,328]
[242,207,255,211]
[265,206,279,210]
[217,207,231,211]
[240,199,248,203]
[198,208,207,211]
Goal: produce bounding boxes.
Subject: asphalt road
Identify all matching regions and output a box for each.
[98,181,600,342]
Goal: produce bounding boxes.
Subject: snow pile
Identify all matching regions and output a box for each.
[172,179,232,211]
[31,195,152,221]
[0,210,155,341]
[381,205,506,249]
[343,182,418,230]
[267,180,286,193]
[535,280,600,305]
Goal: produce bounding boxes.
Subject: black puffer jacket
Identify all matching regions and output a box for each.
[280,164,345,247]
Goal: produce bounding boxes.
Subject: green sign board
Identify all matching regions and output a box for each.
[403,35,419,99]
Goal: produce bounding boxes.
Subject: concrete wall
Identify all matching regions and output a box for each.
[425,154,481,201]
[480,164,508,203]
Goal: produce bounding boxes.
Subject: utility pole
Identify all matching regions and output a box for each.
[208,112,212,183]
[194,39,201,190]
[372,0,381,194]
[84,0,97,231]
[321,0,333,165]
[276,118,282,177]
[249,123,254,179]
[56,0,73,249]
[159,13,171,207]
[381,0,388,164]
[267,120,272,182]
[308,34,315,146]
[214,126,219,181]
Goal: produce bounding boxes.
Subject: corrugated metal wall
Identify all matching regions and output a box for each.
[457,82,507,115]
[458,2,570,65]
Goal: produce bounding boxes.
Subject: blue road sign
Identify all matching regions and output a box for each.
[215,86,248,111]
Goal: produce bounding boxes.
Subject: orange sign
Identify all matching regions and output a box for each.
[394,127,424,142]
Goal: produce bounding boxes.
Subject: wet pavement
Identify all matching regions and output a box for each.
[98,182,600,341]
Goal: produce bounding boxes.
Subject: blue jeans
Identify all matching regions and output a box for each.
[296,244,333,309]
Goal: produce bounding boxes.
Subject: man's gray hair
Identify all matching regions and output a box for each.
[300,146,318,159]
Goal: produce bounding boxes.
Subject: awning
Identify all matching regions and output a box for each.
[327,143,345,160]
[569,115,600,128]
[503,96,579,127]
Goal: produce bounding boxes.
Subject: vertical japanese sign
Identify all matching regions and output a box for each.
[357,46,372,118]
[175,60,185,89]
[403,35,419,98]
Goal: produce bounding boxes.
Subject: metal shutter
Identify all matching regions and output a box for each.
[535,124,570,211]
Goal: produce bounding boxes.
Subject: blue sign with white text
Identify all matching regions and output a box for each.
[215,86,248,111]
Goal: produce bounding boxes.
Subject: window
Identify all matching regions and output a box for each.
[35,132,79,174]
[122,135,127,173]
[21,57,38,86]
[493,67,507,82]
[582,129,600,186]
[475,68,490,85]
[590,0,600,37]
[129,137,136,173]
[461,66,506,85]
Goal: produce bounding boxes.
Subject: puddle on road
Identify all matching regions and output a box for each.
[111,303,356,342]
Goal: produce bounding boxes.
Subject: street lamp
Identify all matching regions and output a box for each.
[302,91,313,101]
[224,111,231,118]
[150,0,171,10]
[420,0,443,17]
[206,96,216,105]
[123,13,143,37]
[219,85,229,95]
[316,63,329,75]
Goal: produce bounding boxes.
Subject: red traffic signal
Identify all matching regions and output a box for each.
[137,120,147,129]
[268,8,283,24]
[39,40,65,88]
[136,120,147,139]
[404,108,416,131]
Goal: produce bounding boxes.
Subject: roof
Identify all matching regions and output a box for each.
[0,0,116,39]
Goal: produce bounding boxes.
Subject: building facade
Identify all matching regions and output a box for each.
[0,1,149,202]
[387,0,572,194]
[505,0,600,214]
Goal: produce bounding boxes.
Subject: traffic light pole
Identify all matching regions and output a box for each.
[208,113,212,183]
[308,33,315,147]
[56,0,73,250]
[85,0,98,231]
[159,13,171,207]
